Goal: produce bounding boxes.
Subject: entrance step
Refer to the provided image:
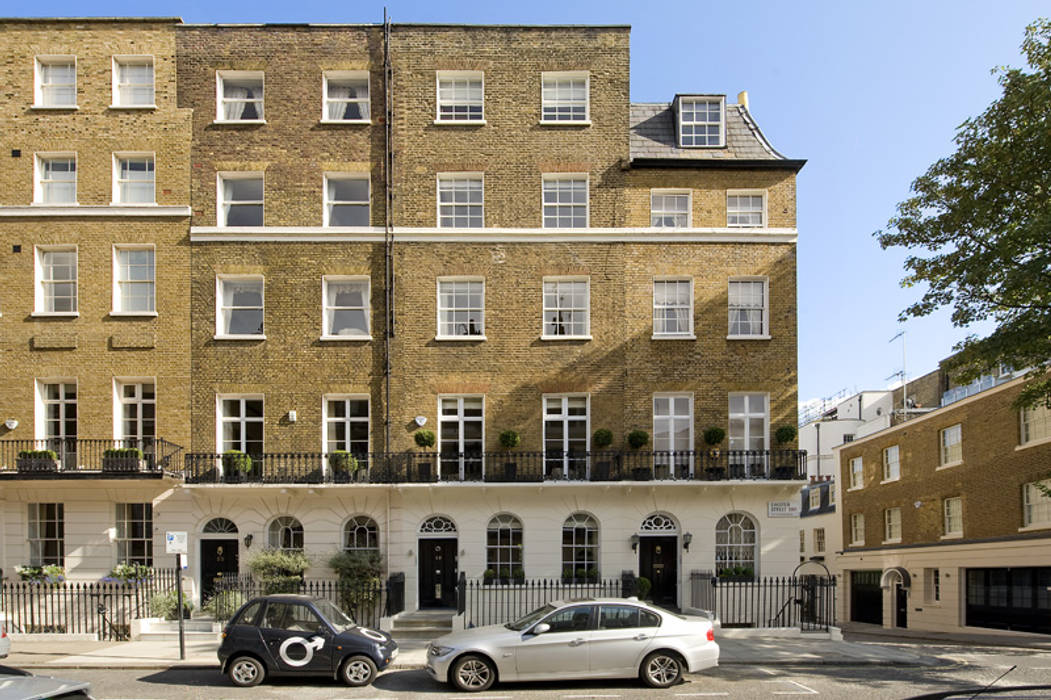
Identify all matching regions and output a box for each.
[390,609,455,641]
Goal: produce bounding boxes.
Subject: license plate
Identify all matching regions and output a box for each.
[390,647,399,659]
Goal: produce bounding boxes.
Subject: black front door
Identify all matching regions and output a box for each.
[200,538,239,601]
[850,570,883,624]
[895,584,908,628]
[639,536,678,608]
[419,538,457,608]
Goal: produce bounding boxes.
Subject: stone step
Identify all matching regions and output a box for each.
[138,631,222,642]
[390,617,454,629]
[145,620,218,633]
[390,628,450,641]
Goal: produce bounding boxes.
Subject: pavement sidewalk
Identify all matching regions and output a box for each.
[2,633,944,671]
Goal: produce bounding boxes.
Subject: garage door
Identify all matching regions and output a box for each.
[966,567,1051,635]
[850,570,883,625]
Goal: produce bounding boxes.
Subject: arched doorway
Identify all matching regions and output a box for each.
[199,517,239,601]
[638,513,679,608]
[881,567,910,628]
[418,515,458,608]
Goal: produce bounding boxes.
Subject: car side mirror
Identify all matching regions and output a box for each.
[531,622,550,635]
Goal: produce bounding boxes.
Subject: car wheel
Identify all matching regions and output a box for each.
[341,654,378,687]
[451,654,496,692]
[228,655,265,687]
[640,650,683,688]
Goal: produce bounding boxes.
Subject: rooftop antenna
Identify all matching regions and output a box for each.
[889,330,907,416]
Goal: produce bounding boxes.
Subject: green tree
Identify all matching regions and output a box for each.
[876,19,1051,410]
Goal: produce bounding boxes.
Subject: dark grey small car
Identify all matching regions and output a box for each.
[218,594,398,687]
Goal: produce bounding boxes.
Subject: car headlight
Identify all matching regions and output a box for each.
[429,645,455,657]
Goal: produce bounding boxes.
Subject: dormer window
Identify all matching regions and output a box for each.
[677,95,724,148]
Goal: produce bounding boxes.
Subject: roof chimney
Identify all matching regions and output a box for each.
[737,91,749,110]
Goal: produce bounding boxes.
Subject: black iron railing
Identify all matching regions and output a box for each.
[689,570,836,632]
[0,438,183,475]
[182,449,806,485]
[458,573,625,628]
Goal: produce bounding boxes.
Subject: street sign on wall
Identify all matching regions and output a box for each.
[768,501,801,518]
[165,531,188,555]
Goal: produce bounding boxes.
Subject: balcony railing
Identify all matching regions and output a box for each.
[0,438,183,476]
[182,449,806,485]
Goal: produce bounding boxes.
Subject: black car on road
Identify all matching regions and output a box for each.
[218,594,398,687]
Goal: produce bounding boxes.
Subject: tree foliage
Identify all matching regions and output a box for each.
[876,19,1051,408]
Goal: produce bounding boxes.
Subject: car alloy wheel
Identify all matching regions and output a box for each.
[452,654,495,692]
[641,651,682,688]
[341,655,378,686]
[228,656,265,687]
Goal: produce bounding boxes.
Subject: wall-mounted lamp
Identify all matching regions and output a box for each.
[243,533,253,549]
[913,500,923,509]
[682,532,693,551]
[287,410,297,423]
[630,534,640,552]
[414,415,427,427]
[3,419,18,430]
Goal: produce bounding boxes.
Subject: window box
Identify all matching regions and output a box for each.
[102,448,144,473]
[631,466,653,481]
[17,450,58,473]
[221,451,259,483]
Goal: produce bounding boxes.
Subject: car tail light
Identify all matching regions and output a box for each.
[706,628,714,642]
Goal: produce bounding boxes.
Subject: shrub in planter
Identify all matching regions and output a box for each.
[151,590,192,620]
[328,451,357,482]
[626,430,650,450]
[414,429,436,448]
[592,429,613,449]
[203,589,246,619]
[775,425,798,445]
[17,564,65,584]
[512,567,525,583]
[329,550,383,609]
[636,576,652,600]
[702,426,726,449]
[586,567,599,583]
[498,430,520,480]
[222,450,254,481]
[16,450,58,471]
[483,568,496,584]
[561,567,573,582]
[248,549,310,594]
[102,562,154,585]
[102,447,144,472]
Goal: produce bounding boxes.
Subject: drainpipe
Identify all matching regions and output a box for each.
[383,11,394,454]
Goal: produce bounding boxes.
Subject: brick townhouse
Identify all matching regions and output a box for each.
[837,367,1051,636]
[0,18,807,614]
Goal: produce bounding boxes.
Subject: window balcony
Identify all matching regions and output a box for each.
[0,438,182,478]
[181,449,806,485]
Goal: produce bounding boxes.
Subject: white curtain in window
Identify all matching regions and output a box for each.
[327,84,363,120]
[223,86,249,120]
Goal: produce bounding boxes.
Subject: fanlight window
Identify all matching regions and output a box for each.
[640,513,678,533]
[268,516,304,551]
[419,515,457,535]
[715,512,757,577]
[203,517,238,534]
[343,515,379,551]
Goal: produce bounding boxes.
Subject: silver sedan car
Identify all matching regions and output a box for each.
[426,598,718,692]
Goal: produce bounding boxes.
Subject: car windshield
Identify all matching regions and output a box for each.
[312,599,356,631]
[505,604,556,631]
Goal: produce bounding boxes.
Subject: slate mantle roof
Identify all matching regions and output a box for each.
[630,102,803,170]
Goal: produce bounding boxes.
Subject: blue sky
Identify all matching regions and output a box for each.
[17,0,1044,408]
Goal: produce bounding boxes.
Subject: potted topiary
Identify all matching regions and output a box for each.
[483,568,496,585]
[499,429,520,481]
[592,428,614,480]
[586,567,599,583]
[17,449,58,473]
[221,450,254,483]
[702,426,727,480]
[329,450,355,483]
[102,447,143,473]
[773,425,799,479]
[636,575,652,600]
[562,567,574,583]
[414,429,436,481]
[627,430,652,480]
[512,566,525,584]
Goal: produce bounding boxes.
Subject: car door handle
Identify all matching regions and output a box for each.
[634,634,650,641]
[568,638,587,647]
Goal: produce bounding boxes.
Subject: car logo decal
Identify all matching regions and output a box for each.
[279,635,325,667]
[357,627,386,642]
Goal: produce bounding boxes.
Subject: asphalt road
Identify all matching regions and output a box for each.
[26,644,1051,699]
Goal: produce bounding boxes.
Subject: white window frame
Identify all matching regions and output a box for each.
[814,528,826,553]
[728,277,770,339]
[112,244,156,316]
[322,394,370,457]
[342,515,379,552]
[726,190,767,228]
[485,513,523,580]
[34,380,77,461]
[437,395,485,480]
[34,245,78,316]
[883,507,902,544]
[216,394,264,455]
[943,497,963,538]
[562,513,599,580]
[650,189,692,228]
[321,276,370,339]
[829,483,836,505]
[115,502,153,566]
[939,424,962,467]
[1022,481,1051,529]
[215,70,265,123]
[215,274,265,339]
[322,70,370,124]
[437,173,484,228]
[111,55,155,108]
[678,96,724,148]
[809,488,821,510]
[267,515,303,552]
[1020,404,1051,446]
[541,276,590,340]
[217,172,264,227]
[34,56,77,109]
[112,153,156,205]
[28,503,65,567]
[652,277,694,338]
[435,70,485,123]
[323,173,370,227]
[113,378,156,444]
[728,392,768,451]
[848,456,864,490]
[542,173,589,228]
[882,445,900,482]
[652,392,694,457]
[34,153,77,205]
[540,71,590,124]
[543,394,590,479]
[849,513,865,546]
[436,277,486,340]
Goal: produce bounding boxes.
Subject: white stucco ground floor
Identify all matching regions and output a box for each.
[1,478,808,612]
[838,536,1051,637]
